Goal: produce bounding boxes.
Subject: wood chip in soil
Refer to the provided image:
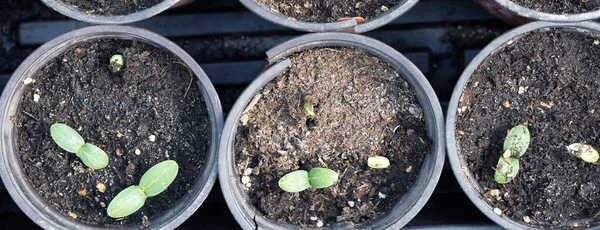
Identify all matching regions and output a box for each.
[16,38,211,226]
[235,47,430,227]
[456,29,600,228]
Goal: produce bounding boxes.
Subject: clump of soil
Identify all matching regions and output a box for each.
[511,0,600,14]
[61,0,162,16]
[235,47,430,227]
[252,0,401,23]
[16,39,211,226]
[456,29,600,228]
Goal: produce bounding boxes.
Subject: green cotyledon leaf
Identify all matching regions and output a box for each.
[50,123,84,153]
[308,168,338,189]
[107,185,147,218]
[139,160,179,197]
[76,143,109,169]
[278,170,310,193]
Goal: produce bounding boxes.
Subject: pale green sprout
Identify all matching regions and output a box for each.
[107,160,179,218]
[567,143,599,163]
[278,168,338,193]
[494,125,530,184]
[50,123,109,169]
[109,54,125,72]
[303,101,316,117]
[368,156,390,169]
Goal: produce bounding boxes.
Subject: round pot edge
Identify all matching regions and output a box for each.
[239,0,419,33]
[494,0,600,22]
[0,25,223,229]
[445,21,600,230]
[219,32,446,230]
[41,0,180,24]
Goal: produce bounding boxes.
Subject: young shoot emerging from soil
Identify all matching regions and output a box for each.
[567,143,600,163]
[109,54,124,73]
[494,124,530,184]
[50,123,109,169]
[368,156,390,169]
[303,101,316,117]
[107,160,179,218]
[278,168,338,193]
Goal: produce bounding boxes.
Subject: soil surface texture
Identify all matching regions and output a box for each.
[16,39,211,226]
[235,47,430,227]
[511,0,600,14]
[61,0,162,16]
[456,29,600,228]
[252,0,401,23]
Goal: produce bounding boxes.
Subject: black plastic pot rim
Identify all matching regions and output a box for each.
[446,21,600,230]
[41,0,180,24]
[219,32,446,230]
[0,25,223,229]
[494,0,600,22]
[239,0,419,33]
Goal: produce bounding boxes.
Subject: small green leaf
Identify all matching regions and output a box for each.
[139,160,179,197]
[567,143,600,163]
[50,123,84,153]
[109,54,124,72]
[107,185,147,218]
[368,156,390,169]
[303,101,316,117]
[76,143,109,169]
[494,157,519,184]
[278,170,310,193]
[308,168,338,189]
[503,125,530,158]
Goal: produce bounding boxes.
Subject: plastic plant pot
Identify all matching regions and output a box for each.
[239,0,419,33]
[41,0,191,24]
[0,25,223,229]
[219,32,445,229]
[446,21,600,230]
[474,0,600,25]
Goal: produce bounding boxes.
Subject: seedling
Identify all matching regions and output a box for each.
[50,123,109,169]
[107,160,179,218]
[494,124,530,184]
[567,143,599,163]
[368,156,390,169]
[278,168,338,193]
[303,101,316,117]
[109,54,124,73]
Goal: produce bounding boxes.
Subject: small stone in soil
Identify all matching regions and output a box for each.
[244,168,253,176]
[406,166,413,173]
[316,220,323,227]
[23,77,33,85]
[503,100,510,108]
[68,212,77,219]
[77,189,87,196]
[241,176,250,184]
[494,207,502,215]
[381,5,389,11]
[245,183,252,188]
[347,201,355,207]
[523,216,531,223]
[96,183,106,193]
[378,192,387,199]
[33,94,40,102]
[310,216,318,221]
[149,135,156,142]
[135,148,141,155]
[100,202,106,208]
[595,40,599,45]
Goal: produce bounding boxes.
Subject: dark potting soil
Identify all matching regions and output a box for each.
[16,39,211,226]
[61,0,162,16]
[456,29,600,228]
[510,0,600,14]
[252,0,401,23]
[234,48,430,227]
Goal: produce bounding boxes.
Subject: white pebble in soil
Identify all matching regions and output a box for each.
[245,183,251,188]
[135,148,141,155]
[378,192,387,199]
[494,207,502,215]
[310,216,318,221]
[244,168,253,176]
[523,216,531,223]
[241,175,250,184]
[149,135,156,142]
[33,94,40,102]
[347,201,355,208]
[23,77,33,85]
[316,220,323,227]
